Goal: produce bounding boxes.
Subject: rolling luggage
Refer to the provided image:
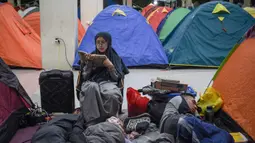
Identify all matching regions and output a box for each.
[39,70,75,113]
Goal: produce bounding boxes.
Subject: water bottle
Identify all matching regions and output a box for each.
[151,78,156,88]
[205,106,214,123]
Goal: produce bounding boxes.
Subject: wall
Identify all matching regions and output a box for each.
[182,0,193,7]
[40,0,78,70]
[127,0,132,6]
[80,0,133,28]
[80,0,103,29]
[244,0,251,7]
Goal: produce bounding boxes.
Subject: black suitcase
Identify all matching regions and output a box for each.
[39,69,75,113]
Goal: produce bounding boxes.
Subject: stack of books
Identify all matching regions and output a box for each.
[152,77,188,92]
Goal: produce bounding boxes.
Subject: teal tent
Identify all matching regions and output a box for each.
[163,1,255,67]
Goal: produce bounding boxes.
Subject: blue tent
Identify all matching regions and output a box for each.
[73,5,168,67]
[78,8,81,19]
[163,1,255,67]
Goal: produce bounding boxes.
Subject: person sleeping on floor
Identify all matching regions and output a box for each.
[125,87,234,143]
[32,91,234,143]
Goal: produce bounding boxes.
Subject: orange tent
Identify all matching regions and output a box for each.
[146,7,172,32]
[24,12,86,44]
[212,38,255,140]
[77,19,86,44]
[0,3,41,68]
[23,11,40,36]
[141,3,154,16]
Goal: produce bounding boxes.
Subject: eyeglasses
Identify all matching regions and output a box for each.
[96,40,106,45]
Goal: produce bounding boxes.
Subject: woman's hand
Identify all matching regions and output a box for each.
[103,58,114,69]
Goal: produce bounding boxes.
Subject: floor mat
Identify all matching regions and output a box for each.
[10,125,40,143]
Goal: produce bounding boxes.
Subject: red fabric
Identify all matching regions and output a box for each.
[127,87,149,117]
[14,7,20,11]
[141,4,154,16]
[19,96,31,109]
[0,82,24,125]
[147,7,172,32]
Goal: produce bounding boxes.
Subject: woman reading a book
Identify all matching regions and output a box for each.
[77,32,129,125]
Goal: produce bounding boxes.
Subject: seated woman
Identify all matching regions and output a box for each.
[77,32,129,124]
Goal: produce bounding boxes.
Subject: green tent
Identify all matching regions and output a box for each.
[157,8,190,43]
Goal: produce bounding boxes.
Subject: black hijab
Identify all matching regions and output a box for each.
[92,32,129,78]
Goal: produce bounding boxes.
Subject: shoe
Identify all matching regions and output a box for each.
[127,87,150,117]
[124,113,151,133]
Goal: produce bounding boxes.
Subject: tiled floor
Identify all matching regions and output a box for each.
[13,69,217,109]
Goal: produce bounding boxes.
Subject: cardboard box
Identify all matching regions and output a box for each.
[156,77,180,84]
[154,80,188,92]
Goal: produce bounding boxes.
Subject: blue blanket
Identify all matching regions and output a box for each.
[182,116,234,143]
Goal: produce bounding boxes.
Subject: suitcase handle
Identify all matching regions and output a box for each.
[46,70,64,78]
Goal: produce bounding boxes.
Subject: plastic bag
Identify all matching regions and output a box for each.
[197,87,223,116]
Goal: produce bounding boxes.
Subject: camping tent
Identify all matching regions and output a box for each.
[163,1,255,67]
[0,3,41,68]
[23,12,40,36]
[77,20,86,44]
[143,5,159,18]
[141,3,154,16]
[146,7,172,32]
[212,38,255,141]
[244,7,255,18]
[245,24,255,39]
[0,58,34,143]
[104,0,123,8]
[22,7,39,17]
[157,8,190,42]
[73,5,168,67]
[23,11,86,44]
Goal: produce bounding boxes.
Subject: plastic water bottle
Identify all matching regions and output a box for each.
[151,78,156,88]
[205,106,214,123]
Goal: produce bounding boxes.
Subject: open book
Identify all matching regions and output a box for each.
[78,51,107,67]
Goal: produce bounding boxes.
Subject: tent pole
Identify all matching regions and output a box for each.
[123,0,126,5]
